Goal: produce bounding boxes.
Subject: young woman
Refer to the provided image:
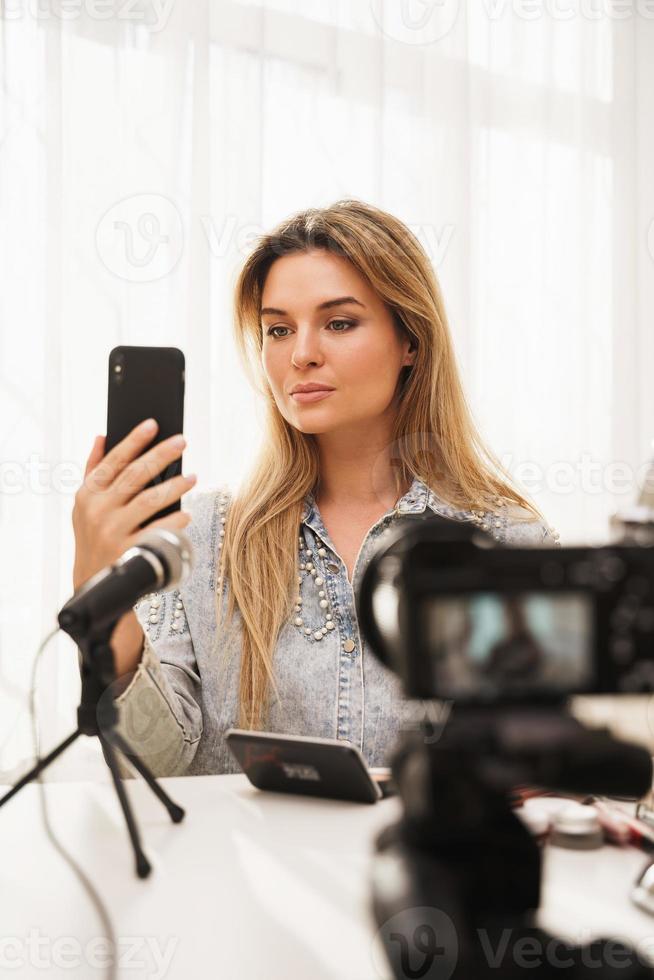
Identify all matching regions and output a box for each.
[72,199,559,776]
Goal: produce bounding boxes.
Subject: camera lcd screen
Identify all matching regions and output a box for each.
[424,591,593,699]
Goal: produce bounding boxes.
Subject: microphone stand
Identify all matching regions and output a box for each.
[0,618,185,878]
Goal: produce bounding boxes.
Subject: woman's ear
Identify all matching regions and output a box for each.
[403,338,418,367]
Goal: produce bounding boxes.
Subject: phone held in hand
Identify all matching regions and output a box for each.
[225,729,396,804]
[106,346,185,528]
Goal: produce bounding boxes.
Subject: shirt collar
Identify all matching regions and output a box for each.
[301,475,430,524]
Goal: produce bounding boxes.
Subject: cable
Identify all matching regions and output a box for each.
[29,626,117,980]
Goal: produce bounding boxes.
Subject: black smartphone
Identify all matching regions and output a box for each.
[106,346,185,528]
[225,729,394,804]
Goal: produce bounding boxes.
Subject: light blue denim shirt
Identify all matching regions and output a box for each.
[112,477,559,777]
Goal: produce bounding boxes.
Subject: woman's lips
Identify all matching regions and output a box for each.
[290,389,335,403]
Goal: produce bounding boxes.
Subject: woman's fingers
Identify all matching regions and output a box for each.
[72,420,196,594]
[124,508,193,553]
[83,435,106,480]
[110,433,186,503]
[137,509,193,537]
[118,473,197,534]
[86,418,159,492]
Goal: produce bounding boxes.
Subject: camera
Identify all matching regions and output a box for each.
[356,511,654,979]
[358,513,654,705]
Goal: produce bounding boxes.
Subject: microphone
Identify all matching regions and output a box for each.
[58,528,194,644]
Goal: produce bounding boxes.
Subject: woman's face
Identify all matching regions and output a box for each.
[260,249,415,435]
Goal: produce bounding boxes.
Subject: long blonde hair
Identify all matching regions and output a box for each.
[218,199,542,730]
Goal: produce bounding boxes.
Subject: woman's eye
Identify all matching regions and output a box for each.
[266,320,355,338]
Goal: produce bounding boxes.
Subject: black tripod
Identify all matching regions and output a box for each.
[371,711,654,979]
[0,621,185,878]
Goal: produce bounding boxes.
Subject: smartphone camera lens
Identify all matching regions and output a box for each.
[112,353,125,385]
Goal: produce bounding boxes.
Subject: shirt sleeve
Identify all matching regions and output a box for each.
[109,490,211,778]
[110,589,203,778]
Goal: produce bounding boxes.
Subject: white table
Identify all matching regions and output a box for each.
[1,774,654,978]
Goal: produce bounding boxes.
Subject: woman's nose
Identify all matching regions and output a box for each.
[291,329,323,369]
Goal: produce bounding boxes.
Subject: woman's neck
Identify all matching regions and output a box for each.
[314,418,411,511]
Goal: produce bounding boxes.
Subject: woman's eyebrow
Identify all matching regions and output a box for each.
[260,296,366,317]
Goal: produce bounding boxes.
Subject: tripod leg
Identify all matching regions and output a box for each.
[0,729,82,808]
[100,734,151,879]
[106,729,185,824]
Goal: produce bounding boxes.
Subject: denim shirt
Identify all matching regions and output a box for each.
[113,477,559,777]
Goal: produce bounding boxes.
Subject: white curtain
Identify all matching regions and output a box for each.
[1,0,653,778]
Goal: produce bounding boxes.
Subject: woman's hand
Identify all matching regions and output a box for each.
[72,418,197,592]
[71,418,197,680]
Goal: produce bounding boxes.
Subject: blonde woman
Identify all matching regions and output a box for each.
[72,199,559,777]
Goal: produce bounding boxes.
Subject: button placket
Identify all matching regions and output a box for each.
[337,641,353,740]
[306,536,356,741]
[303,504,393,745]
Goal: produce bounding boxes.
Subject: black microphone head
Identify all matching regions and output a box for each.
[134,527,194,591]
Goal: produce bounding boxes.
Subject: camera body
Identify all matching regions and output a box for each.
[358,514,654,706]
[358,512,654,979]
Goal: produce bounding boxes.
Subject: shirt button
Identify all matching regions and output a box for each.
[326,562,340,573]
[343,638,355,653]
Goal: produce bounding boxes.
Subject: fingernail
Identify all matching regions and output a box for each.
[185,473,197,483]
[171,435,186,449]
[142,418,157,432]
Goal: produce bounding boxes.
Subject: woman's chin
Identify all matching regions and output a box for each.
[286,408,344,434]
[291,420,336,434]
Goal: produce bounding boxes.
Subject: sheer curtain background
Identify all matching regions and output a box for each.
[1,0,653,778]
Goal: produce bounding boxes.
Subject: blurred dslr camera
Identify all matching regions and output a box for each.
[357,490,654,707]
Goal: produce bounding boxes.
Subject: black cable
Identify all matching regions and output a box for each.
[29,627,117,980]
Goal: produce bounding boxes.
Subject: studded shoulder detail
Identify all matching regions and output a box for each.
[426,490,560,546]
[136,484,234,640]
[211,484,232,598]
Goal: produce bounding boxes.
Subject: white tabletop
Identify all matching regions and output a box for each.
[2,774,654,978]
